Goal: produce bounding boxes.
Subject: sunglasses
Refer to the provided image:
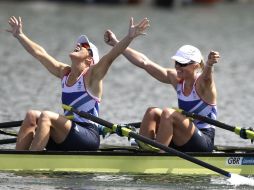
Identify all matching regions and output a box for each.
[80,42,90,49]
[175,61,195,68]
[80,43,93,57]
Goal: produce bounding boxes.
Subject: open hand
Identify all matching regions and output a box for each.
[6,16,23,38]
[128,17,150,39]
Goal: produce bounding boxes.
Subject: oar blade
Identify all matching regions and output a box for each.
[227,174,254,186]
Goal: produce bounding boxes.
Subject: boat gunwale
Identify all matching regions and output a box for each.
[0,149,253,157]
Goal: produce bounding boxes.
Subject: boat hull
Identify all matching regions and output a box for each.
[0,150,253,175]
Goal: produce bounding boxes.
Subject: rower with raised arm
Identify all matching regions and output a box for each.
[104,29,220,153]
[7,16,150,151]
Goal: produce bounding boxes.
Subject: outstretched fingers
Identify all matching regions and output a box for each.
[18,16,22,26]
[129,17,134,29]
[139,17,150,30]
[9,16,18,26]
[6,17,15,33]
[129,17,150,38]
[136,17,150,35]
[6,16,23,37]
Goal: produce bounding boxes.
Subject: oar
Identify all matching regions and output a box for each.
[124,122,141,128]
[0,120,23,128]
[0,119,139,139]
[62,105,254,185]
[175,109,254,140]
[0,138,16,145]
[0,129,17,137]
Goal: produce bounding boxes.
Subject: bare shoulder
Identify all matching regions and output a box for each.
[59,64,71,79]
[166,68,178,87]
[166,68,177,75]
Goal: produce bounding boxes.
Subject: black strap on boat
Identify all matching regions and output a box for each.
[115,125,123,136]
[240,127,254,143]
[249,127,254,144]
[240,128,248,139]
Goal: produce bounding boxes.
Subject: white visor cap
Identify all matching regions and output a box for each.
[77,35,100,64]
[171,45,202,64]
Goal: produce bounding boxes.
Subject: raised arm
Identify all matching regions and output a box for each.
[7,16,68,78]
[197,51,220,103]
[199,51,220,85]
[104,29,178,85]
[90,17,150,82]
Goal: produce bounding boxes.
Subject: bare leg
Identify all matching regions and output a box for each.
[15,110,41,150]
[139,107,162,139]
[29,111,72,151]
[155,108,174,147]
[156,108,196,153]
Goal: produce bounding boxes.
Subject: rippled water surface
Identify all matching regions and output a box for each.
[0,172,253,190]
[0,1,254,189]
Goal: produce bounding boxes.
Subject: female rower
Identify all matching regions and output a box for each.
[7,16,149,151]
[104,30,220,152]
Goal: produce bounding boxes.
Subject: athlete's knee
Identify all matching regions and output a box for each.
[145,107,162,120]
[38,111,52,125]
[24,110,40,126]
[160,108,176,123]
[161,108,181,125]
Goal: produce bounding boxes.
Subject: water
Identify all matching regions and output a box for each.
[0,0,254,189]
[0,173,253,190]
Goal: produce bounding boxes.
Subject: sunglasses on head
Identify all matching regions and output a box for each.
[80,42,90,49]
[80,43,93,57]
[175,61,195,67]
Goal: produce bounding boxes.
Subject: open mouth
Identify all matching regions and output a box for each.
[74,47,81,52]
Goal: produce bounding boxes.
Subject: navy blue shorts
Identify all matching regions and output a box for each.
[46,122,100,151]
[169,127,215,152]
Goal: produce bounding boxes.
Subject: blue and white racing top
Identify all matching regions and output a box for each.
[61,71,100,124]
[176,78,217,129]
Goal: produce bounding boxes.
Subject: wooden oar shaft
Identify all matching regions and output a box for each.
[0,120,23,128]
[66,106,231,178]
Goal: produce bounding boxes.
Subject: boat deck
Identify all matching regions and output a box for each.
[0,145,253,175]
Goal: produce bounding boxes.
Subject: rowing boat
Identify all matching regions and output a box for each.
[1,113,254,181]
[0,145,253,175]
